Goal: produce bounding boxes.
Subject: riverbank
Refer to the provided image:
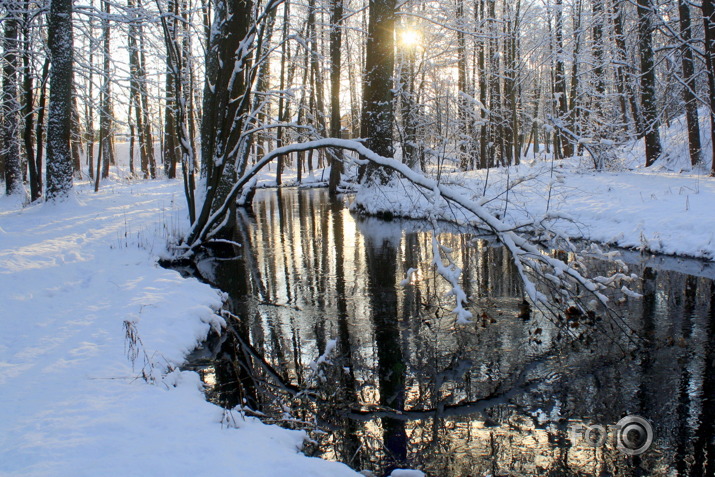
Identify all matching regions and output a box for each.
[0,177,358,476]
[353,157,715,261]
[352,111,715,261]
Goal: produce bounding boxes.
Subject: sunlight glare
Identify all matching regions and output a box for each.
[399,29,422,49]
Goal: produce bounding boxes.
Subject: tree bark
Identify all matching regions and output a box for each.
[22,1,39,200]
[553,0,571,159]
[637,0,663,167]
[34,58,49,193]
[328,0,344,194]
[360,0,397,183]
[97,0,115,184]
[46,0,74,200]
[477,0,487,168]
[703,0,715,175]
[164,0,179,178]
[457,1,470,170]
[3,1,22,195]
[678,0,701,166]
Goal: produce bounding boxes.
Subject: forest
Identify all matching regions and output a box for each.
[4,0,715,203]
[2,0,715,475]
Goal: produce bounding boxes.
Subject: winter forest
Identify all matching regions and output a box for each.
[4,0,715,202]
[2,0,715,474]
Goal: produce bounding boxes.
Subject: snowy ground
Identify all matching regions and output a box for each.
[354,112,715,261]
[2,110,713,476]
[0,174,358,476]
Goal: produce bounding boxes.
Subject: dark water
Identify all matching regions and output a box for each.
[186,188,715,476]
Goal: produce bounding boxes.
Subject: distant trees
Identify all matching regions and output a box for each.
[4,0,715,203]
[127,0,156,179]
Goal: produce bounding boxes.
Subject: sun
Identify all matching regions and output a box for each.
[399,29,422,48]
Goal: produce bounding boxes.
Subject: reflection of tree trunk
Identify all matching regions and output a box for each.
[330,199,360,463]
[363,221,407,470]
[479,240,489,295]
[676,275,696,474]
[637,266,657,469]
[212,329,260,409]
[692,281,715,475]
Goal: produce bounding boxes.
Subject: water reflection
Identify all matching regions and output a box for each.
[187,188,715,476]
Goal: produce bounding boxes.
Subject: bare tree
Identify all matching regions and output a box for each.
[360,0,397,183]
[2,0,22,195]
[637,0,662,167]
[46,0,74,200]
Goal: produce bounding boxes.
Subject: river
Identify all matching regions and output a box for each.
[184,188,715,476]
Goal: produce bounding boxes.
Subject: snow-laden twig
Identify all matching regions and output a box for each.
[181,138,640,342]
[431,234,473,324]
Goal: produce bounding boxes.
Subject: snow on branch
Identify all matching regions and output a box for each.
[431,234,473,324]
[182,138,637,338]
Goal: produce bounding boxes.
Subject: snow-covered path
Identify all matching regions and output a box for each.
[0,179,357,477]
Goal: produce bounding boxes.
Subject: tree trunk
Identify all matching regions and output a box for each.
[703,0,715,175]
[275,0,289,186]
[477,0,487,169]
[3,1,22,195]
[328,0,344,194]
[308,0,327,168]
[98,0,114,182]
[568,0,582,154]
[139,23,156,178]
[488,0,503,165]
[457,1,470,170]
[360,0,397,183]
[612,0,641,134]
[129,0,146,177]
[35,58,49,194]
[553,0,571,159]
[22,1,39,200]
[46,0,74,200]
[678,0,702,167]
[71,95,82,176]
[189,0,258,245]
[164,0,179,178]
[85,1,95,182]
[637,0,663,167]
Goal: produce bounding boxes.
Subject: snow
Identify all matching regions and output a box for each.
[352,128,715,262]
[0,171,357,476]
[3,106,714,475]
[389,470,426,477]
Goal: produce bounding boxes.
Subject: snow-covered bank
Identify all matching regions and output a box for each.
[352,109,715,261]
[353,159,715,261]
[0,178,357,477]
